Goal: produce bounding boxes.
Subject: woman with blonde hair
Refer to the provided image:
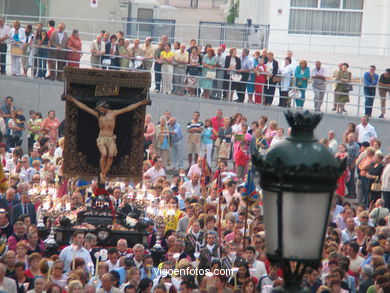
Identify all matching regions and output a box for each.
[67,280,83,293]
[294,60,310,109]
[121,266,141,289]
[9,20,26,75]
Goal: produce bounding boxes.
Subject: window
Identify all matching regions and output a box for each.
[343,0,364,9]
[291,0,318,7]
[289,0,363,36]
[320,0,340,8]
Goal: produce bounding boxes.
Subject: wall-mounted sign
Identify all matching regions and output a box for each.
[91,0,98,8]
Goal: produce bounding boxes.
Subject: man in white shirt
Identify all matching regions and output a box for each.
[187,156,203,178]
[244,246,267,280]
[131,244,145,269]
[143,156,166,184]
[341,217,356,244]
[0,17,10,75]
[355,116,377,144]
[105,248,120,271]
[311,61,327,111]
[59,231,93,272]
[173,44,188,95]
[90,34,105,68]
[347,242,364,274]
[327,130,338,154]
[0,263,16,293]
[223,180,239,205]
[182,173,201,197]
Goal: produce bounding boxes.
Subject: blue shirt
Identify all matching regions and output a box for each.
[170,123,183,143]
[363,72,379,87]
[161,136,169,150]
[201,127,213,144]
[241,55,253,70]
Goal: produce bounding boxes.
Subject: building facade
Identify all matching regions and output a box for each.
[238,0,390,55]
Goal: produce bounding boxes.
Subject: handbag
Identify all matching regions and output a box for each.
[271,76,281,83]
[102,58,111,65]
[206,70,216,79]
[371,179,382,192]
[230,74,242,82]
[343,83,353,93]
[214,138,221,148]
[218,142,231,159]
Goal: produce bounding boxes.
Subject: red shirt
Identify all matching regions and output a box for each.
[210,116,224,140]
[235,149,249,166]
[48,27,56,39]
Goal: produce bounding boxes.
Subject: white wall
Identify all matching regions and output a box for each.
[239,0,390,55]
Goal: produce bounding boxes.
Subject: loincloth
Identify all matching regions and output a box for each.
[96,135,117,157]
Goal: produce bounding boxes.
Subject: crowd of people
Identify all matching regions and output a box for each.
[0,90,388,293]
[1,18,390,116]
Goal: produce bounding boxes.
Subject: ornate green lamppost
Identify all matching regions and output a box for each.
[253,111,346,292]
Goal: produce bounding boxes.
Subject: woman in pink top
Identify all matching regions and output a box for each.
[66,29,82,68]
[41,110,60,144]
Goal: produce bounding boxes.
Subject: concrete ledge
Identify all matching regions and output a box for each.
[1,75,389,151]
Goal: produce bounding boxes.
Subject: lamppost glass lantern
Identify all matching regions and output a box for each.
[253,111,346,291]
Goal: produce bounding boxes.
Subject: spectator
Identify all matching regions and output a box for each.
[22,24,34,77]
[311,61,327,112]
[236,48,253,103]
[118,38,130,69]
[187,46,202,97]
[211,46,226,99]
[153,42,164,93]
[378,68,390,118]
[278,56,294,107]
[0,17,10,75]
[11,191,37,224]
[168,117,184,171]
[0,263,17,293]
[48,23,69,81]
[160,43,174,94]
[59,231,92,273]
[186,111,203,168]
[155,116,170,167]
[9,21,25,76]
[294,60,310,109]
[355,116,377,145]
[41,110,60,144]
[90,34,105,68]
[173,44,188,96]
[363,65,379,117]
[224,48,241,102]
[104,35,118,70]
[334,63,352,115]
[264,51,278,106]
[199,48,217,99]
[142,37,155,71]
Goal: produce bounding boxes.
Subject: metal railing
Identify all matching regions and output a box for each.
[1,44,389,119]
[2,14,390,55]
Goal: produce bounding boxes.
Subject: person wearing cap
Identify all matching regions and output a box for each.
[65,95,149,180]
[378,68,390,118]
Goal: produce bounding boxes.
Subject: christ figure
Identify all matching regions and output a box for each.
[65,95,149,180]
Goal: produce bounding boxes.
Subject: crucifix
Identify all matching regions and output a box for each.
[64,94,150,181]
